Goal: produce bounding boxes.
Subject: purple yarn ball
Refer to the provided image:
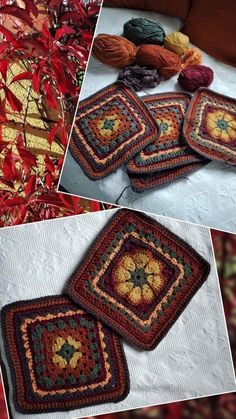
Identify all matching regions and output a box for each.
[117,64,161,91]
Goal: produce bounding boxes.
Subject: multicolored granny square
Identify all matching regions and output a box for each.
[66,209,210,350]
[1,296,129,413]
[127,92,205,175]
[70,83,159,180]
[129,161,207,192]
[183,88,236,165]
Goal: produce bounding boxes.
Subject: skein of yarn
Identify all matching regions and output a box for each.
[123,18,166,46]
[117,64,161,91]
[136,44,181,80]
[181,48,202,68]
[92,34,137,68]
[164,32,189,56]
[178,65,214,92]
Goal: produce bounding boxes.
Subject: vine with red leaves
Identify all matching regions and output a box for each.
[0,0,102,226]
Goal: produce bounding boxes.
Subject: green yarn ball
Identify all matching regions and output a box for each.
[123,17,166,46]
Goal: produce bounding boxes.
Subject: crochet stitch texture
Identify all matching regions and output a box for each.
[1,295,129,414]
[66,209,211,350]
[183,88,236,165]
[70,83,158,179]
[127,92,205,175]
[129,161,206,192]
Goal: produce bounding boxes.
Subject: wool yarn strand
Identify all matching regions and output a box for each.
[178,65,214,92]
[92,34,137,68]
[123,17,166,46]
[164,31,189,56]
[136,44,181,80]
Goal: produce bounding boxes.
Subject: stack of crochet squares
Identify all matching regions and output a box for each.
[70,83,236,192]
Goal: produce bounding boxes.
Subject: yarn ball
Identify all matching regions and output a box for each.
[178,65,214,92]
[117,64,161,91]
[123,18,166,46]
[92,34,137,68]
[181,48,202,68]
[164,31,189,56]
[136,44,181,80]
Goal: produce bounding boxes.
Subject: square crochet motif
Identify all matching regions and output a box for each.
[1,295,129,414]
[129,161,206,192]
[66,209,210,350]
[183,88,236,165]
[70,83,158,180]
[127,92,205,175]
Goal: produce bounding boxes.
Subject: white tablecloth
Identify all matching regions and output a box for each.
[0,209,235,419]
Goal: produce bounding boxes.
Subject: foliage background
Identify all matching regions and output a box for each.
[0,0,102,226]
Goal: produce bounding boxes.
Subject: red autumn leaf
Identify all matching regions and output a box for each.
[80,29,93,43]
[57,157,65,168]
[87,4,101,18]
[12,206,28,225]
[52,59,76,95]
[0,98,7,123]
[25,175,36,195]
[43,81,58,109]
[48,123,60,145]
[41,20,51,43]
[10,71,33,84]
[45,154,55,172]
[32,195,64,207]
[55,25,76,41]
[4,196,26,207]
[2,150,17,179]
[0,5,33,27]
[17,146,37,166]
[21,38,48,56]
[49,0,62,8]
[0,24,19,47]
[45,173,53,189]
[58,193,76,209]
[0,177,14,189]
[2,85,22,112]
[15,133,24,147]
[59,11,82,25]
[21,0,39,18]
[0,60,8,82]
[61,124,68,147]
[32,64,42,94]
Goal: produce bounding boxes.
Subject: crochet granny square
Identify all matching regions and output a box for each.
[127,92,205,175]
[66,209,210,350]
[70,83,158,180]
[1,295,129,414]
[183,88,236,165]
[129,161,206,193]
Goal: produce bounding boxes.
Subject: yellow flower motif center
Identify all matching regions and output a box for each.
[113,251,164,306]
[52,336,82,369]
[206,110,236,143]
[97,114,120,138]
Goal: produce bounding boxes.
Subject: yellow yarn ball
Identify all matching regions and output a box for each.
[164,31,189,56]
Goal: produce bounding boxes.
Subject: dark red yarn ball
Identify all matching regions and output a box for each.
[178,65,214,92]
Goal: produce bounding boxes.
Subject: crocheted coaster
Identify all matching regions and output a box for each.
[183,88,236,166]
[66,209,210,350]
[127,92,204,175]
[1,295,129,414]
[70,83,158,180]
[129,161,207,193]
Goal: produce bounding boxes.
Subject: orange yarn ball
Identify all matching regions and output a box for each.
[92,34,137,68]
[181,48,202,68]
[136,44,181,79]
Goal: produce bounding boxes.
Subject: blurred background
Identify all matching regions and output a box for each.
[0,229,235,419]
